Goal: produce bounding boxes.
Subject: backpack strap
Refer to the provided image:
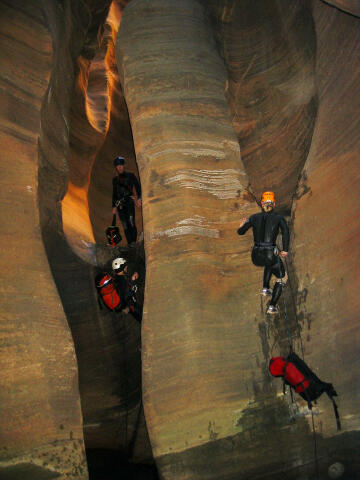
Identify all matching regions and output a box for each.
[327,393,341,431]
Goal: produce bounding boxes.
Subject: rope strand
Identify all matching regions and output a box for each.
[277,256,293,352]
[311,408,320,479]
[284,256,305,359]
[277,254,320,479]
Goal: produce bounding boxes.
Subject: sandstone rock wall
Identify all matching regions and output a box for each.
[1,0,359,478]
[290,0,360,467]
[116,0,360,478]
[0,1,87,478]
[38,0,147,460]
[211,0,317,215]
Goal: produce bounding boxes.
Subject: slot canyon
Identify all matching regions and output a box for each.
[0,0,359,479]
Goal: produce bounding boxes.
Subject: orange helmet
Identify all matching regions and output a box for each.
[261,191,275,205]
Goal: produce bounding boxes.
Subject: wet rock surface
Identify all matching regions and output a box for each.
[1,0,359,479]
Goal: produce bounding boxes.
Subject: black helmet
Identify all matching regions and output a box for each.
[114,156,125,167]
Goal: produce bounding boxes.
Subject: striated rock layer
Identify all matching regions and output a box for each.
[116,0,360,478]
[1,0,360,478]
[1,0,150,477]
[117,1,313,479]
[116,0,258,456]
[0,1,87,478]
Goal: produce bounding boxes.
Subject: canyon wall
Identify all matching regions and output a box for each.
[291,0,360,464]
[0,1,88,478]
[116,0,360,478]
[0,0,359,479]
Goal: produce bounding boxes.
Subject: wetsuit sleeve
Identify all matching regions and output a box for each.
[112,177,117,207]
[279,216,290,251]
[237,216,253,235]
[132,173,141,199]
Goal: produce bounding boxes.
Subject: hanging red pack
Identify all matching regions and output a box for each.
[106,214,122,246]
[95,273,121,311]
[269,351,341,430]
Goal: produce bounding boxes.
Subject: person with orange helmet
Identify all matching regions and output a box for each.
[237,191,289,314]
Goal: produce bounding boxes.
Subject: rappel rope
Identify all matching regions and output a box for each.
[112,307,143,461]
[311,404,320,480]
[284,256,305,359]
[112,310,129,453]
[277,255,293,353]
[276,252,320,480]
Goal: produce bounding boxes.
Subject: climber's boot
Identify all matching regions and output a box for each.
[261,288,272,296]
[266,304,279,315]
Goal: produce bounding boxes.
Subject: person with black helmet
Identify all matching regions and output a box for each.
[112,156,142,245]
[237,191,289,314]
[112,257,142,322]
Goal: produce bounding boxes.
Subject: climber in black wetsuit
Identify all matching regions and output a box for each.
[112,257,142,322]
[237,191,289,314]
[112,156,142,245]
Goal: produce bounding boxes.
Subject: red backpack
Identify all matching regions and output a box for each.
[105,215,122,247]
[269,352,341,430]
[96,274,121,311]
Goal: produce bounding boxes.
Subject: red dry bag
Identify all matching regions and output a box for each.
[96,274,121,311]
[269,352,340,430]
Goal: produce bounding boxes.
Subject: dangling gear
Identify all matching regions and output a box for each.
[261,288,272,296]
[266,303,279,315]
[112,257,127,273]
[106,214,122,246]
[269,352,341,430]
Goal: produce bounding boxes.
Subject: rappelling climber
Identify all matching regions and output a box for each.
[112,257,142,322]
[112,156,142,245]
[237,191,289,314]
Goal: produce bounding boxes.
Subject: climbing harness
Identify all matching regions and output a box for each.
[115,197,129,210]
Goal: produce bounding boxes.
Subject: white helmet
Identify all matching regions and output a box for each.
[112,257,127,272]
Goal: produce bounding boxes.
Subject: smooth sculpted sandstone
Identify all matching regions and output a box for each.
[212,0,317,215]
[116,1,314,478]
[0,1,87,478]
[38,0,146,460]
[1,0,360,478]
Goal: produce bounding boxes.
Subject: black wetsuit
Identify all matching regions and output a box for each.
[112,172,141,244]
[113,274,142,322]
[237,210,290,306]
